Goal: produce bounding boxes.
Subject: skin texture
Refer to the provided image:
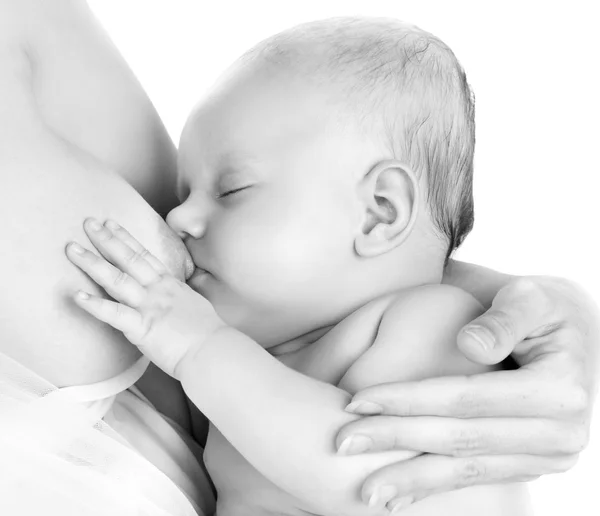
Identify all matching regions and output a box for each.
[64,51,594,513]
[169,62,445,348]
[0,0,184,386]
[341,275,599,504]
[0,0,597,509]
[66,222,532,516]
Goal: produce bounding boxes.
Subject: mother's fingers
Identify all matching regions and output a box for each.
[66,242,145,307]
[336,416,586,457]
[362,453,578,511]
[345,371,585,419]
[457,278,556,365]
[82,218,162,286]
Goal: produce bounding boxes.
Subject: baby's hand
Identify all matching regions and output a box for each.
[66,218,227,379]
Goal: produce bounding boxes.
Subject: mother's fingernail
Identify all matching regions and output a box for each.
[87,219,102,232]
[69,242,84,254]
[388,495,414,513]
[345,401,382,415]
[463,325,495,351]
[368,485,397,508]
[337,434,373,455]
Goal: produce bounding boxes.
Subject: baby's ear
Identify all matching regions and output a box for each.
[354,160,420,257]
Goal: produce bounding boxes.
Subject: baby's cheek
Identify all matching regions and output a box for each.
[224,217,325,299]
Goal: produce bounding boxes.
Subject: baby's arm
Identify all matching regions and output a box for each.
[67,225,484,516]
[177,324,415,516]
[181,286,488,514]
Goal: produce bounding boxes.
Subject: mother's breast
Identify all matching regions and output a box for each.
[155,219,195,282]
[0,137,186,388]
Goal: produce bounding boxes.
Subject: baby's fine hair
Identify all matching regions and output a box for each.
[242,17,475,263]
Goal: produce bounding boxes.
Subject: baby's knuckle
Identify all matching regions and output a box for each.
[455,459,487,488]
[163,275,181,289]
[142,311,158,330]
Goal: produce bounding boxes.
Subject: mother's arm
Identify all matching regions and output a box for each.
[8,0,180,216]
[339,259,599,507]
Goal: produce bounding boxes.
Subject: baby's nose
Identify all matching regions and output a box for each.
[166,201,208,240]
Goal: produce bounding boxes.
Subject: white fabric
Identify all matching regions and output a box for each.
[0,351,210,516]
[105,386,216,515]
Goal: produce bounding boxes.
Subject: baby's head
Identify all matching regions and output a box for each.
[168,17,475,348]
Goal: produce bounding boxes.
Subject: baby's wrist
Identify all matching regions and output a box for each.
[174,322,235,382]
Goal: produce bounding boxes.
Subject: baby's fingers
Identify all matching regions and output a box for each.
[83,218,163,286]
[104,220,168,275]
[73,291,145,342]
[66,242,145,307]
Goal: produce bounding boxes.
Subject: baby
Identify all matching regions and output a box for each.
[67,17,532,516]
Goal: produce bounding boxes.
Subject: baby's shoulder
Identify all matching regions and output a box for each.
[338,284,489,393]
[288,293,396,384]
[382,283,484,321]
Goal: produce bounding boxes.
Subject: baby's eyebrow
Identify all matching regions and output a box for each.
[216,152,263,178]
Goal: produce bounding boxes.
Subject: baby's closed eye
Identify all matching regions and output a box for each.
[216,171,255,199]
[217,184,253,199]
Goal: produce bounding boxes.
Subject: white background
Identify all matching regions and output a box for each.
[87,1,599,514]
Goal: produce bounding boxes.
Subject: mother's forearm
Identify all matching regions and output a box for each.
[442,259,515,308]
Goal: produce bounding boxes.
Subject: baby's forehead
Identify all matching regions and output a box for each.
[183,75,341,151]
[178,134,263,178]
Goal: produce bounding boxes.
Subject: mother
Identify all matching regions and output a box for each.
[0,0,597,514]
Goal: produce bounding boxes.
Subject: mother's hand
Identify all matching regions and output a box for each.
[336,276,599,508]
